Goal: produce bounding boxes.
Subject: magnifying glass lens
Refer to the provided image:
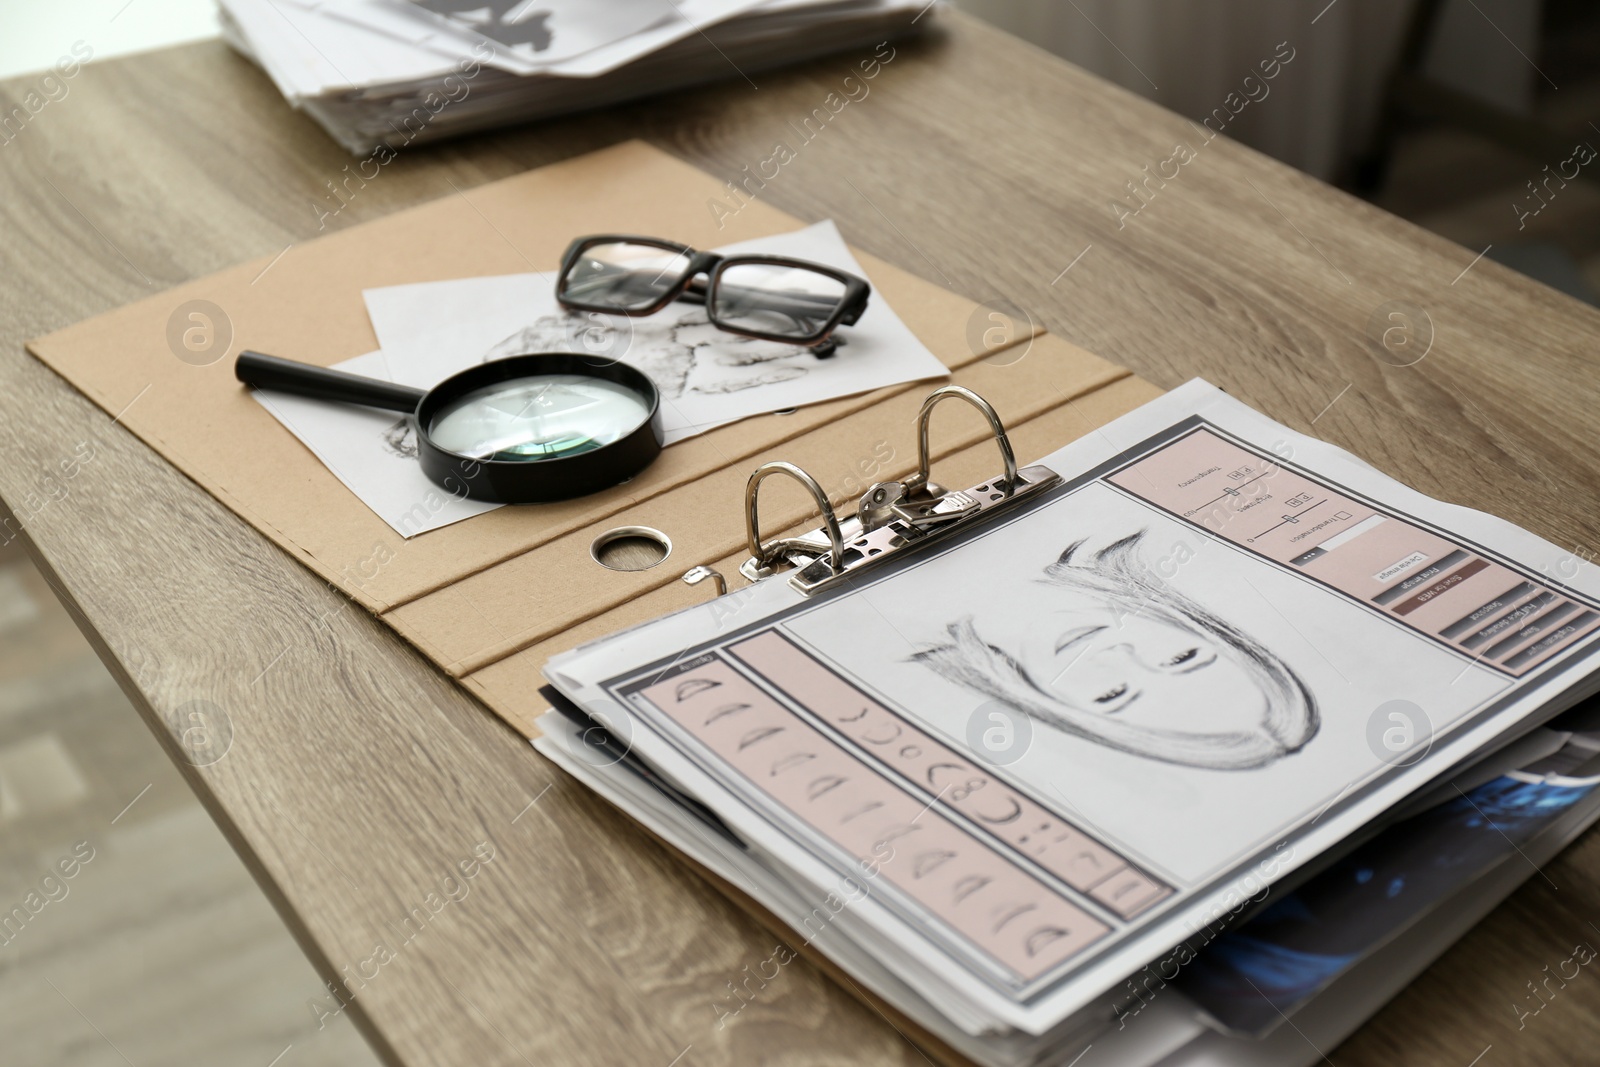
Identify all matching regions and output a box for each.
[428,374,652,462]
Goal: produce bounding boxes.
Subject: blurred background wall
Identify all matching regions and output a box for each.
[952,0,1540,183]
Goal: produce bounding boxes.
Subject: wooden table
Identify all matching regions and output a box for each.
[4,12,1600,1066]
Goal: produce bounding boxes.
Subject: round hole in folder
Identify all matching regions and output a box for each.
[591,526,672,571]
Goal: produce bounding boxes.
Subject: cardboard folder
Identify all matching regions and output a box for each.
[29,140,1160,738]
[28,140,1164,1063]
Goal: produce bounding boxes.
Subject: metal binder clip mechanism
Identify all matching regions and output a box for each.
[734,385,1061,594]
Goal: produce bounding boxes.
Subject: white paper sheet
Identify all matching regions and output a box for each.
[363,220,950,446]
[251,351,499,536]
[222,0,463,98]
[401,0,774,71]
[277,0,784,80]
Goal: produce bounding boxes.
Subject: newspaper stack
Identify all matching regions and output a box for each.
[218,0,935,154]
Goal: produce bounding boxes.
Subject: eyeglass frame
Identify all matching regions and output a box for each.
[555,234,872,348]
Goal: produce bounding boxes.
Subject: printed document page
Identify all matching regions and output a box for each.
[538,380,1600,1037]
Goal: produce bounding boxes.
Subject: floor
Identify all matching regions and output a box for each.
[1,7,1598,1067]
[0,543,378,1067]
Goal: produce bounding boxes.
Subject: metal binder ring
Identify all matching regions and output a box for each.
[909,385,1019,497]
[745,461,844,572]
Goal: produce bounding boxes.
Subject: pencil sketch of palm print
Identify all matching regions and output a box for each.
[481,309,838,400]
[413,1,554,52]
[375,307,836,460]
[381,418,421,460]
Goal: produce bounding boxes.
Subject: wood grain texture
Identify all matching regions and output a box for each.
[2,13,1599,1066]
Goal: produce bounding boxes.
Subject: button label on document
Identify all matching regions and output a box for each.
[1374,552,1428,584]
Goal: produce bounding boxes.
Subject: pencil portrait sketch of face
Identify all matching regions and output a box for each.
[913,530,1319,771]
[482,309,834,402]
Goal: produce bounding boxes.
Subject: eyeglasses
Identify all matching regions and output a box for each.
[555,235,871,355]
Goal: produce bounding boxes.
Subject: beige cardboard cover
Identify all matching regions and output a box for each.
[27,140,1156,739]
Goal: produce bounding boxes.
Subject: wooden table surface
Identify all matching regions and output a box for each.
[4,12,1600,1066]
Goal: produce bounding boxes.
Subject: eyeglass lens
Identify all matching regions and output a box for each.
[711,262,847,340]
[560,241,693,312]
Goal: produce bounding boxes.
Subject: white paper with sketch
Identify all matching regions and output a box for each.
[399,0,774,71]
[288,0,772,76]
[535,379,1600,1039]
[252,351,498,537]
[238,0,872,90]
[250,222,946,538]
[362,220,950,446]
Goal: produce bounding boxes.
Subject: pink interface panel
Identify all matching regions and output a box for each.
[1108,428,1600,677]
[633,631,1172,983]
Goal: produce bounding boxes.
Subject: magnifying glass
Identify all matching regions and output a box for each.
[236,350,662,503]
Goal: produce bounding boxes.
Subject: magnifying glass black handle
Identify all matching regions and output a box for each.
[236,350,426,413]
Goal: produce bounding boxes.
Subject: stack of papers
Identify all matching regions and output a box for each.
[217,0,936,153]
[536,380,1600,1065]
